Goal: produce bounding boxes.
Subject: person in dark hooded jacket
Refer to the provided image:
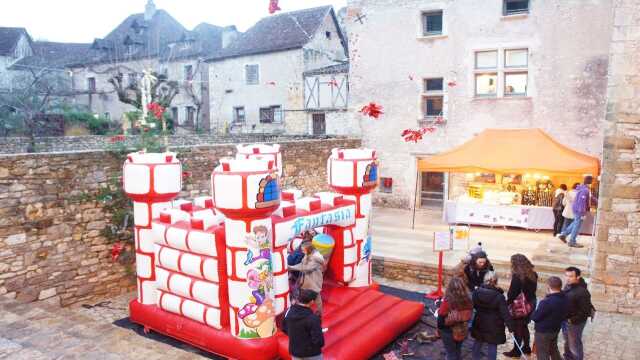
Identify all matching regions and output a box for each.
[282,289,325,360]
[471,271,514,360]
[464,251,494,290]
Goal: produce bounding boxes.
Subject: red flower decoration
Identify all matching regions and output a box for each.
[111,242,125,262]
[109,135,126,143]
[447,81,457,87]
[401,127,436,143]
[328,79,338,87]
[147,102,165,119]
[182,171,191,180]
[268,0,281,14]
[360,102,384,119]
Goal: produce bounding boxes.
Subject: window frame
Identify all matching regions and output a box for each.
[504,72,528,97]
[424,78,444,92]
[504,48,528,68]
[184,65,193,81]
[473,47,529,98]
[245,64,260,85]
[259,105,283,124]
[233,106,246,123]
[423,96,444,118]
[475,50,498,70]
[474,72,498,97]
[421,10,444,36]
[503,0,530,16]
[87,77,96,93]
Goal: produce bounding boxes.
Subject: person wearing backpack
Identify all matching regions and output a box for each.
[471,271,514,360]
[437,277,473,360]
[562,267,594,360]
[503,254,538,358]
[558,176,594,248]
[552,184,567,236]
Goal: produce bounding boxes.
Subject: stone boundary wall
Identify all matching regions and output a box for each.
[591,0,640,315]
[0,138,360,307]
[0,134,343,155]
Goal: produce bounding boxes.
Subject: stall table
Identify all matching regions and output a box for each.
[444,200,594,234]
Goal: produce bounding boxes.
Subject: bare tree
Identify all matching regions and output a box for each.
[106,65,179,109]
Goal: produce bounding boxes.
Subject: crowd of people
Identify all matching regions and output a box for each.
[552,175,595,248]
[439,248,595,360]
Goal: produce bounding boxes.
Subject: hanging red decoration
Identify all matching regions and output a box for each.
[401,127,436,143]
[110,135,126,143]
[268,0,281,14]
[182,171,192,181]
[328,79,338,87]
[147,102,165,119]
[447,80,457,87]
[111,242,125,262]
[266,81,276,86]
[360,102,384,119]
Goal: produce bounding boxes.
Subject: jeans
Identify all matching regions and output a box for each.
[561,217,574,233]
[535,331,562,360]
[440,329,463,360]
[561,216,583,245]
[472,340,497,360]
[562,320,586,360]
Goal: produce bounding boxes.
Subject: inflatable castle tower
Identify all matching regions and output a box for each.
[122,145,423,360]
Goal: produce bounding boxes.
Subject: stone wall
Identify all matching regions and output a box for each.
[0,134,340,155]
[591,0,640,315]
[0,138,360,307]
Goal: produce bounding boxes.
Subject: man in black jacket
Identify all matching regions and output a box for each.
[282,289,325,360]
[562,267,593,360]
[532,276,568,360]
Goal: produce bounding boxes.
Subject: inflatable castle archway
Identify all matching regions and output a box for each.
[122,145,423,360]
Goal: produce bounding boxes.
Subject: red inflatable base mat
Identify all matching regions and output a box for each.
[130,283,423,360]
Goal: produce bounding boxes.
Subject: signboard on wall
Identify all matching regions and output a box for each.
[433,232,452,252]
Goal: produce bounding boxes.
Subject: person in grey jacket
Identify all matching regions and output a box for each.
[289,241,326,315]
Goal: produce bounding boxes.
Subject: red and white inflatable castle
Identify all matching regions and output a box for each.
[122,145,423,360]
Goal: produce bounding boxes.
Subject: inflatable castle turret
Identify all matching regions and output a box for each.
[123,145,423,360]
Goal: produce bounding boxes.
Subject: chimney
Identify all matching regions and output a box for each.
[221,26,239,49]
[145,0,156,21]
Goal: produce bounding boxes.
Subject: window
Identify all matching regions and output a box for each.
[504,73,528,96]
[312,113,326,135]
[424,78,444,92]
[325,31,332,39]
[245,64,259,85]
[128,73,137,87]
[87,77,96,92]
[503,0,529,15]
[259,105,282,123]
[171,107,178,123]
[423,96,443,117]
[233,106,245,123]
[475,50,498,69]
[505,49,528,68]
[104,112,111,120]
[475,73,498,96]
[186,106,195,125]
[184,65,193,81]
[422,11,443,36]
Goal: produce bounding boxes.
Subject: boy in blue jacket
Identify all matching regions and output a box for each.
[532,276,568,360]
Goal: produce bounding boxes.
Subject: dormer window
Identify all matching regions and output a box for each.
[325,31,332,40]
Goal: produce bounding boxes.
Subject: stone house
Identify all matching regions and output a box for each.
[206,6,350,135]
[67,0,239,131]
[347,0,613,208]
[0,27,33,93]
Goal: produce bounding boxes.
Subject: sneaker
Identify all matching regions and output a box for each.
[559,235,567,243]
[569,243,584,248]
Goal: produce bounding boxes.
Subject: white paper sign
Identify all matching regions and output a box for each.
[452,225,470,251]
[433,232,452,252]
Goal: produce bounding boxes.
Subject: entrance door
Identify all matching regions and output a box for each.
[421,172,445,208]
[312,113,326,135]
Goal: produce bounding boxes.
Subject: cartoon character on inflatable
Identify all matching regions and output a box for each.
[122,145,423,360]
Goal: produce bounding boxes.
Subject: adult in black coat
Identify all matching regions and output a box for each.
[282,290,324,359]
[471,271,514,360]
[464,251,494,290]
[504,254,538,357]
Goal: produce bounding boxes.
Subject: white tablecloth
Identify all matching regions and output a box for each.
[444,201,595,234]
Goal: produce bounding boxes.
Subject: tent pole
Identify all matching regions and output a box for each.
[412,169,419,230]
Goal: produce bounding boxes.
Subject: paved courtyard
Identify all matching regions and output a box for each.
[0,277,638,360]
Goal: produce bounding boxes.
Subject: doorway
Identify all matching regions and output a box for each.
[421,172,445,208]
[312,113,326,135]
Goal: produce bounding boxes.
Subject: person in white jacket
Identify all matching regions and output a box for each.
[560,183,580,235]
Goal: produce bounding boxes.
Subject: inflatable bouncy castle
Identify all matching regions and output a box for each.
[122,145,423,360]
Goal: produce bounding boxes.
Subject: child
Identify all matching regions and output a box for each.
[288,241,325,315]
[282,289,325,360]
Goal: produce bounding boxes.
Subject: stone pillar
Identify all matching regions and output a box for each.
[591,0,640,314]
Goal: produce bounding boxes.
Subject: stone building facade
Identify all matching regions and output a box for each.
[0,27,32,92]
[207,6,350,135]
[347,0,613,208]
[0,138,360,306]
[591,0,640,314]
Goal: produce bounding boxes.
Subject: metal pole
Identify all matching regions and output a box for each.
[412,168,419,229]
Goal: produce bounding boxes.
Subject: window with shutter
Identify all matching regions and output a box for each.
[422,11,443,36]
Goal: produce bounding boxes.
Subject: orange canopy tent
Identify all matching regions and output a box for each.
[418,128,600,176]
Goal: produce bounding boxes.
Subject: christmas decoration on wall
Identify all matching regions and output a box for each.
[447,80,457,87]
[111,242,125,262]
[360,102,384,119]
[268,0,281,14]
[147,102,165,119]
[401,127,436,143]
[328,79,338,87]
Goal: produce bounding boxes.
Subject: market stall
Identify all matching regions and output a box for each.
[419,129,600,233]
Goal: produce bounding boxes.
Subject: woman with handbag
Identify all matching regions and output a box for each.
[471,271,514,360]
[437,277,473,360]
[504,254,538,358]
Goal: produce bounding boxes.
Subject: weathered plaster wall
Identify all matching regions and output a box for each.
[0,138,360,307]
[591,0,640,314]
[348,0,613,208]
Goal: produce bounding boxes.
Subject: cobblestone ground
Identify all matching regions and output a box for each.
[0,278,639,359]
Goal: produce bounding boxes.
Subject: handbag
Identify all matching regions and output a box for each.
[509,292,533,319]
[451,322,468,342]
[444,308,473,326]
